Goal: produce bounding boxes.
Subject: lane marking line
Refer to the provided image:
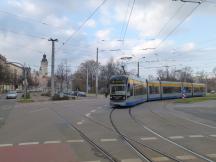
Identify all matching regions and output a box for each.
[169,136,184,139]
[176,155,196,160]
[207,154,216,158]
[91,109,96,113]
[183,118,216,129]
[151,157,170,161]
[85,113,91,117]
[141,137,157,141]
[44,140,61,144]
[210,134,216,137]
[137,121,214,162]
[121,158,142,162]
[66,140,84,143]
[100,138,117,142]
[0,144,13,147]
[77,121,83,125]
[189,135,204,138]
[19,142,39,146]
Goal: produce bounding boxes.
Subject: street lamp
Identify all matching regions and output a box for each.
[6,61,28,98]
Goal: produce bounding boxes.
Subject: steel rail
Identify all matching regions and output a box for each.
[50,108,119,162]
[128,108,215,162]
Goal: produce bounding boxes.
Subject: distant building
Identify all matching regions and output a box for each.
[39,54,48,77]
[38,54,49,90]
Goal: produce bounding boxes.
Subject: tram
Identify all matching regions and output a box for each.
[109,75,206,107]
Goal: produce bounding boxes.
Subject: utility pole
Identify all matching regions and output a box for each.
[86,67,88,94]
[24,64,27,98]
[48,38,58,97]
[137,61,140,77]
[96,48,98,97]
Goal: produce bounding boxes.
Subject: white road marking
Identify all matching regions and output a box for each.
[85,113,91,117]
[169,136,184,139]
[19,142,39,146]
[183,118,216,129]
[66,140,84,143]
[207,154,216,158]
[91,109,96,113]
[189,135,204,138]
[151,157,170,161]
[44,140,61,144]
[138,123,214,162]
[141,137,157,141]
[121,158,142,162]
[176,155,196,160]
[77,121,83,125]
[0,144,13,147]
[210,134,216,137]
[100,138,117,142]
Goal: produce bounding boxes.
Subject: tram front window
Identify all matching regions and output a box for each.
[111,85,126,95]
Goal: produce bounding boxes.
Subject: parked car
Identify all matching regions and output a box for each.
[6,91,17,99]
[16,89,23,93]
[77,91,86,97]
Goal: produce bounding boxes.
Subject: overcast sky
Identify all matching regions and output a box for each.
[0,0,216,78]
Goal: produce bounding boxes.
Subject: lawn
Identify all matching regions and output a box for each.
[175,94,216,103]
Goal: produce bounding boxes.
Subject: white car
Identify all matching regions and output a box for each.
[6,91,17,99]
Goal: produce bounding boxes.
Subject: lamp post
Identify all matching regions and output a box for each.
[6,61,28,98]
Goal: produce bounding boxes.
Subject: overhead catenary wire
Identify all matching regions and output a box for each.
[121,0,136,44]
[58,0,108,51]
[119,0,131,41]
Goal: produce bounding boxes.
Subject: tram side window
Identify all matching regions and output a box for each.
[163,86,181,94]
[194,87,204,93]
[184,87,192,93]
[149,86,159,94]
[134,84,146,96]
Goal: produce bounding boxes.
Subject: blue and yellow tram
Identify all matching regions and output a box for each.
[109,75,206,107]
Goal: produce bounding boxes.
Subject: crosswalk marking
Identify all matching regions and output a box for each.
[169,136,184,139]
[176,155,196,160]
[189,135,204,138]
[44,141,61,144]
[66,140,84,143]
[141,137,157,140]
[100,138,117,142]
[0,144,13,147]
[151,157,170,161]
[19,142,39,146]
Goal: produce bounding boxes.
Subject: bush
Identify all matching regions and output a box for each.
[52,94,69,100]
[41,91,51,97]
[22,92,31,99]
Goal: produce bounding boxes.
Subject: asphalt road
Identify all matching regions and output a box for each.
[0,97,215,162]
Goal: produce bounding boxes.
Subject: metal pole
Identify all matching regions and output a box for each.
[86,67,88,94]
[49,38,58,97]
[137,61,140,77]
[96,48,98,97]
[24,64,27,98]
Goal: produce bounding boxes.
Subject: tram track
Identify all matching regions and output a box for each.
[128,107,215,162]
[109,109,183,162]
[49,107,119,162]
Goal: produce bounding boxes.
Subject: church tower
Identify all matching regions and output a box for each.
[39,54,48,77]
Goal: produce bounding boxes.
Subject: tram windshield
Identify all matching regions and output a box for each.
[111,85,126,95]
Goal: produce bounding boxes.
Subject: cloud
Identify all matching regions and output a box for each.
[86,19,96,28]
[96,29,111,40]
[181,42,195,52]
